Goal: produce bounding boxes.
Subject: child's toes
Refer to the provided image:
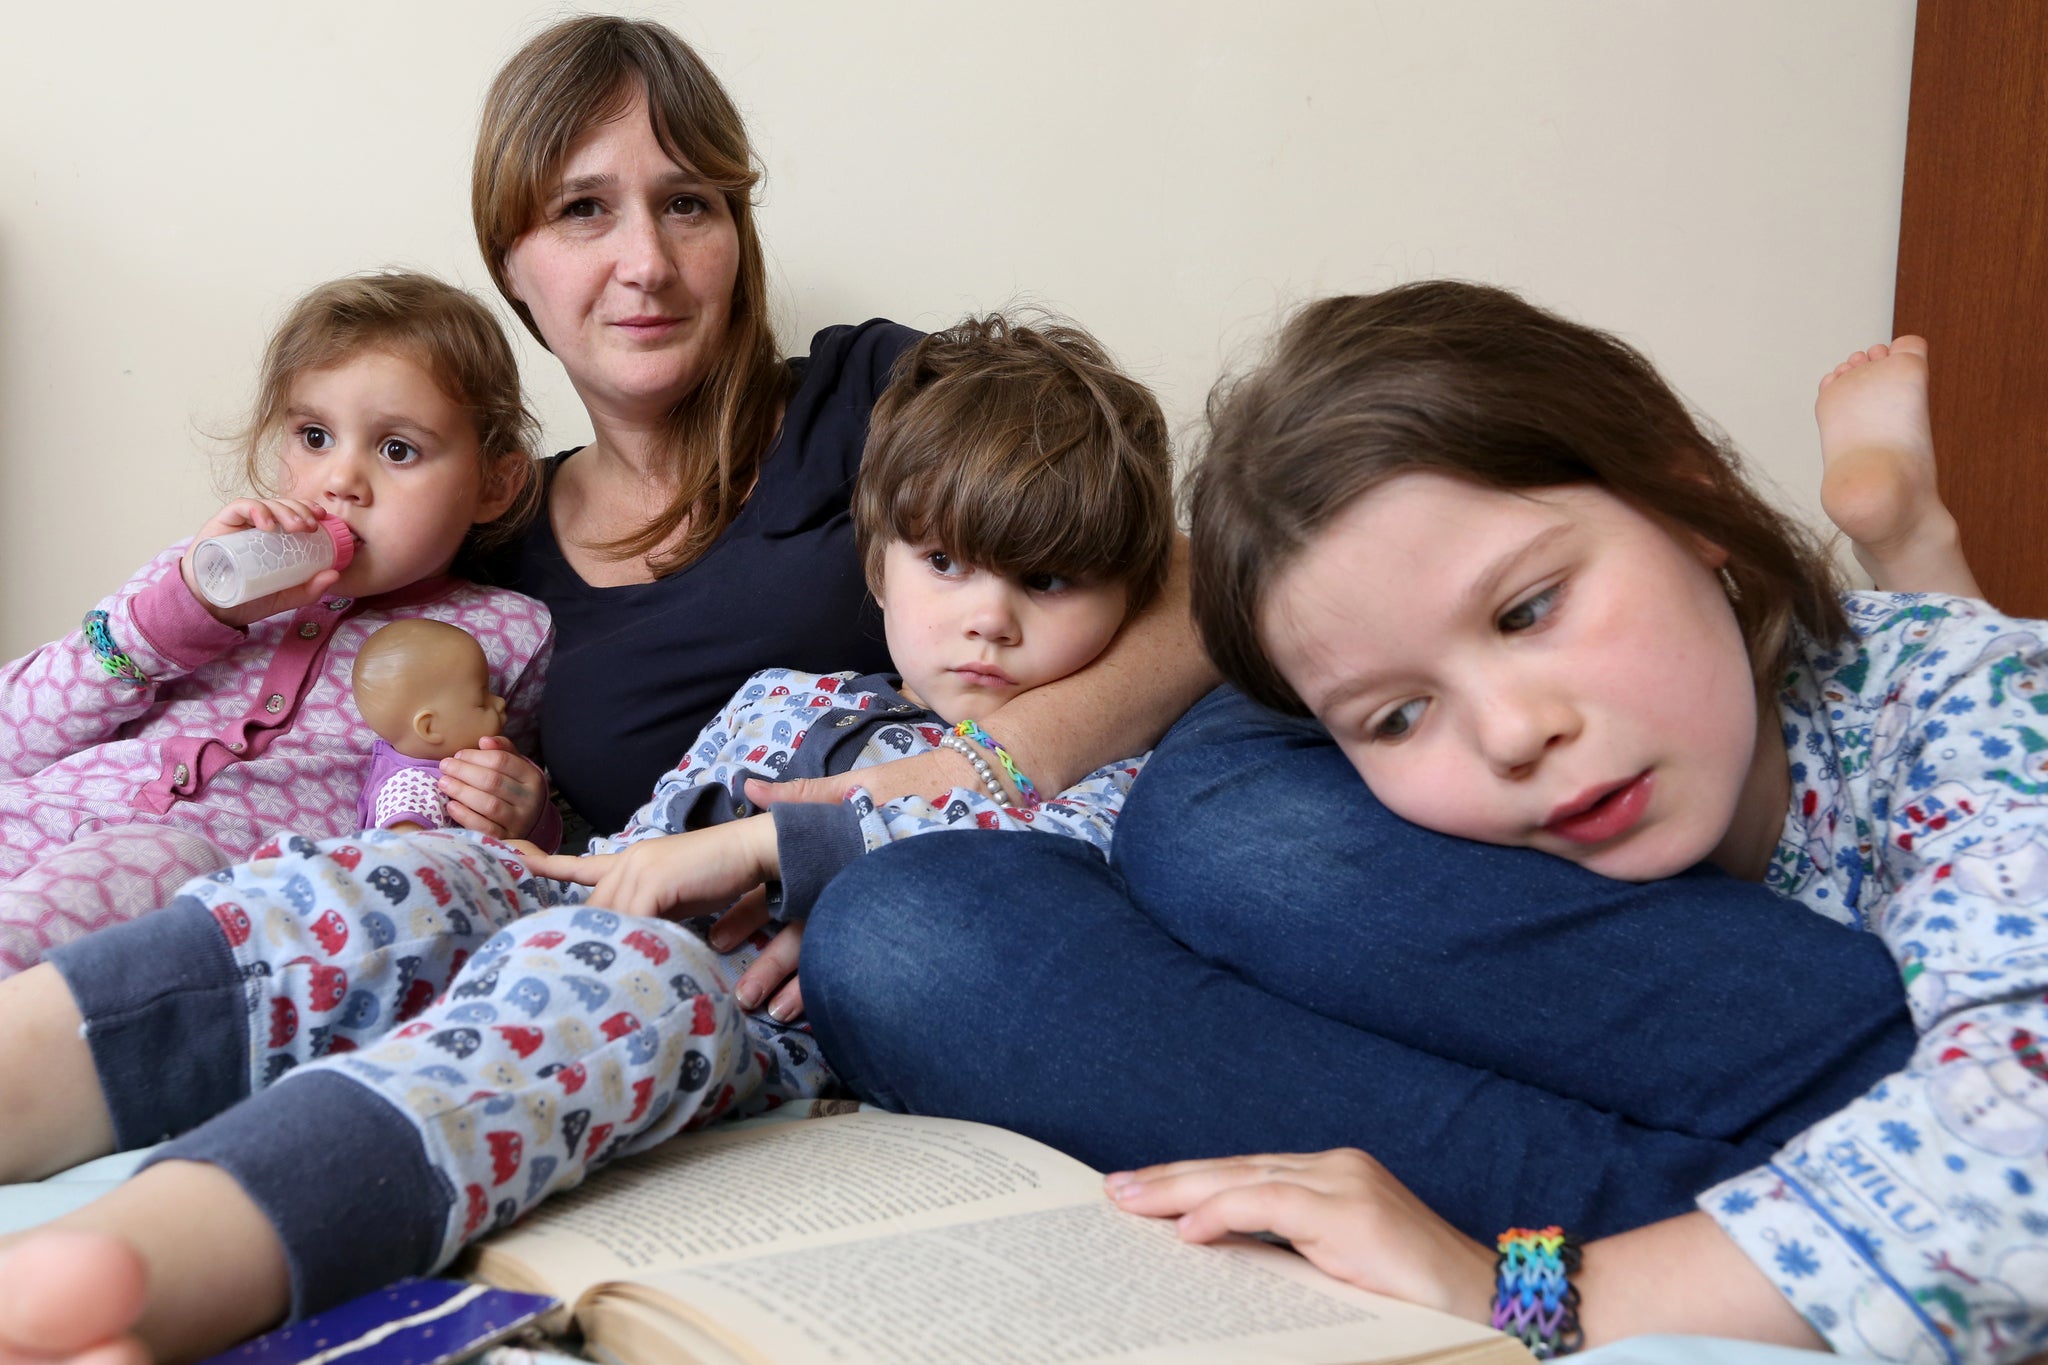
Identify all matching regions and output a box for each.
[0,1233,148,1363]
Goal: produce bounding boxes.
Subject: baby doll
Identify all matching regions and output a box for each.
[351,619,508,833]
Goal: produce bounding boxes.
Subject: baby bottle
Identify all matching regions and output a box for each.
[190,514,356,608]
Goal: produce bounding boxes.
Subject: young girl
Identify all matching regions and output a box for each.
[1109,283,2043,1364]
[0,272,558,973]
[0,314,1172,1363]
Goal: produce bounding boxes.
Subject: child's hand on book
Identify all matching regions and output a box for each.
[520,818,779,920]
[1103,1148,1496,1326]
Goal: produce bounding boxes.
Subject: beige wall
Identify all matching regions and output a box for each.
[0,1,1913,656]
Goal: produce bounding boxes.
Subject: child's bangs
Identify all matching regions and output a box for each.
[886,444,1140,588]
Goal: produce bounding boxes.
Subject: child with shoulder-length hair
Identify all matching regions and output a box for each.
[0,311,1174,1363]
[1110,281,2033,1364]
[0,270,556,974]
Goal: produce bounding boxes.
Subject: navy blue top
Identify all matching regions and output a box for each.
[471,319,921,833]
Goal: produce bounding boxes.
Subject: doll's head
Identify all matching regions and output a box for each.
[850,313,1173,721]
[352,619,507,760]
[233,271,542,597]
[1187,281,1847,881]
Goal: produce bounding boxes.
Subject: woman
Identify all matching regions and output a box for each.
[439,15,1213,852]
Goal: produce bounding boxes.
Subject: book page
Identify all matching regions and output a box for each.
[468,1112,1105,1305]
[620,1201,1527,1365]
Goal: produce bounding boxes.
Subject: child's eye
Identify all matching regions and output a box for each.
[1022,571,1071,594]
[1372,699,1427,742]
[380,438,421,466]
[1498,585,1562,634]
[925,551,961,576]
[300,425,333,451]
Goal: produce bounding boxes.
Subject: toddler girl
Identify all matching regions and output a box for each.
[0,272,557,973]
[1110,282,2043,1364]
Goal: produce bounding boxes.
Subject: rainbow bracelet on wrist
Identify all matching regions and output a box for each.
[952,720,1043,807]
[1492,1225,1582,1359]
[83,610,150,688]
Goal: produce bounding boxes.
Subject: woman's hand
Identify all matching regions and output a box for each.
[745,747,989,810]
[705,888,806,1019]
[441,736,548,839]
[1104,1149,1497,1324]
[520,816,778,920]
[179,497,342,629]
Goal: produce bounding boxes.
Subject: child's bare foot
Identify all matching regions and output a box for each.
[0,1231,149,1365]
[1815,336,1982,598]
[0,1163,289,1365]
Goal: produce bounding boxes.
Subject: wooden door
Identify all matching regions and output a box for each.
[1893,0,2048,615]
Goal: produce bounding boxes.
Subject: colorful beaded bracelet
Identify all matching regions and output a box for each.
[83,610,150,688]
[1492,1225,1583,1359]
[952,720,1042,807]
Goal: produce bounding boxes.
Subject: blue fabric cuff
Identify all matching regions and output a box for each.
[771,801,867,920]
[47,898,249,1150]
[145,1070,450,1319]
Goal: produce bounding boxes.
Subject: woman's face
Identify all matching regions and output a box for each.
[504,87,741,431]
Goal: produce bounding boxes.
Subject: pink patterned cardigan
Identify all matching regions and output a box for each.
[0,545,555,950]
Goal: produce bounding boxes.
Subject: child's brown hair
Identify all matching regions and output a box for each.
[854,313,1175,611]
[1189,280,1847,714]
[237,270,541,551]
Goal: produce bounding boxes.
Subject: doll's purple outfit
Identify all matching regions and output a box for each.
[0,544,555,972]
[357,742,453,832]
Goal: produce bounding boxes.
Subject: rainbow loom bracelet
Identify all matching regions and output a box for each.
[83,610,150,688]
[952,720,1042,807]
[1492,1225,1583,1359]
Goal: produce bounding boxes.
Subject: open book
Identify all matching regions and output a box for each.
[465,1108,1533,1365]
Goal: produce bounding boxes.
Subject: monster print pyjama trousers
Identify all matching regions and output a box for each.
[47,826,835,1314]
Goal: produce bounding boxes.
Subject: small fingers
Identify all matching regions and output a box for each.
[1107,1149,1381,1217]
[523,851,605,885]
[244,497,323,533]
[1172,1180,1332,1247]
[442,798,511,841]
[1105,1156,1307,1216]
[441,778,516,826]
[708,886,772,952]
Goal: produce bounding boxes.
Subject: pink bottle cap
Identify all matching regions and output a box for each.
[315,513,357,571]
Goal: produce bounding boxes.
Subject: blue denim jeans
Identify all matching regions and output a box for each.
[803,688,1915,1239]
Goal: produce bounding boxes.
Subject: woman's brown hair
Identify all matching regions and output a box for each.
[1188,280,1847,714]
[236,270,541,552]
[473,15,790,575]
